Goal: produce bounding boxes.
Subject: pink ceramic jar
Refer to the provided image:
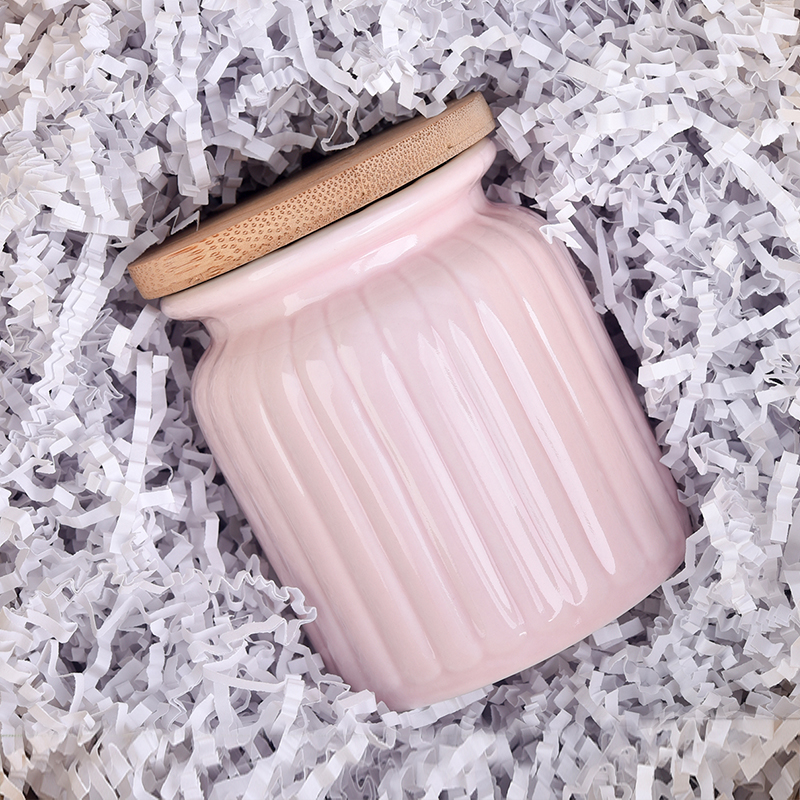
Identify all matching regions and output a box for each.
[160,137,689,711]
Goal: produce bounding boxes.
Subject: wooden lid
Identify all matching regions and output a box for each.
[129,93,495,299]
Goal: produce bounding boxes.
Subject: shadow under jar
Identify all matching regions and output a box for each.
[133,95,690,712]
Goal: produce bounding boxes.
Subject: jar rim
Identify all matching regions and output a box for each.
[161,137,499,328]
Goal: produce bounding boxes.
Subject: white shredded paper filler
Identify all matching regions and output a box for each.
[2,0,800,797]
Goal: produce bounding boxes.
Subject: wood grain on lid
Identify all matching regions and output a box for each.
[129,93,495,299]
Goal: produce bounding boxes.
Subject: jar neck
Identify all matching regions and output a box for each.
[161,138,498,336]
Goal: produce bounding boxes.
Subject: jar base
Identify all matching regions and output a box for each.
[307,531,685,712]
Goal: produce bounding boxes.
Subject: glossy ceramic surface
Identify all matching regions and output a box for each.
[162,138,690,711]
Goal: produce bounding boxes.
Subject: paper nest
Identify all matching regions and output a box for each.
[2,0,800,797]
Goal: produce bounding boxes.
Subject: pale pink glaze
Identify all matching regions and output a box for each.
[162,139,690,711]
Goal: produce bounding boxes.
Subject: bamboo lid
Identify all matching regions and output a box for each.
[129,93,495,299]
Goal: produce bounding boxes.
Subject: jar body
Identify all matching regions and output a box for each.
[163,140,690,711]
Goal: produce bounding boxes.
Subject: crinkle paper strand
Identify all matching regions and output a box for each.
[2,0,800,797]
